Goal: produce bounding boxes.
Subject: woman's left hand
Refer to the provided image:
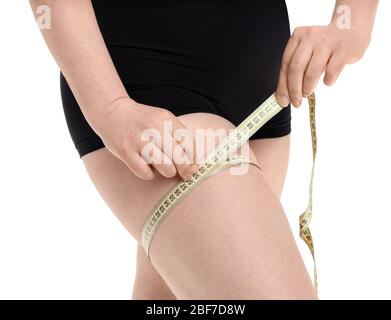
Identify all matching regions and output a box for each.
[276,24,372,108]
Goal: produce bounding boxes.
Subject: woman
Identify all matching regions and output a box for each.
[30,0,378,299]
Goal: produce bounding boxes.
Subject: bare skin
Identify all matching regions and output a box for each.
[276,0,379,108]
[29,0,378,299]
[82,114,315,299]
[130,135,290,300]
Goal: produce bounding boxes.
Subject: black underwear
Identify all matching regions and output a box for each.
[60,0,292,157]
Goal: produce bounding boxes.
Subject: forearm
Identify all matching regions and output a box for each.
[331,0,378,35]
[30,0,130,127]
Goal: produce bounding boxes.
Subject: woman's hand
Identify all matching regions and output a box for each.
[93,97,199,181]
[276,24,372,108]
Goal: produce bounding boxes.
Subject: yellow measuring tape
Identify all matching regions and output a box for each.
[141,93,318,292]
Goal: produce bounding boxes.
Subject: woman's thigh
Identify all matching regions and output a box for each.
[132,134,292,300]
[82,113,316,299]
[249,135,291,199]
[81,113,258,241]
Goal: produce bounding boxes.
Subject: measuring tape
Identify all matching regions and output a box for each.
[141,93,318,292]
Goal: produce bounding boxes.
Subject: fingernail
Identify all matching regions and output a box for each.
[324,77,334,86]
[183,165,198,181]
[293,98,302,107]
[277,95,290,107]
[184,173,193,181]
[191,164,199,173]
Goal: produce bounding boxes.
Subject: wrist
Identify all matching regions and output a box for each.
[329,19,372,37]
[329,6,375,39]
[328,20,372,50]
[89,96,137,133]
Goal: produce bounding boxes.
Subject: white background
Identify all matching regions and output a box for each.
[0,1,390,300]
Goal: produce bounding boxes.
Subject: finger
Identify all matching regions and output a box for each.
[145,144,177,178]
[276,36,301,107]
[154,116,197,180]
[172,120,198,165]
[171,119,199,179]
[324,52,346,86]
[125,151,155,181]
[170,137,198,181]
[302,47,331,97]
[287,41,313,107]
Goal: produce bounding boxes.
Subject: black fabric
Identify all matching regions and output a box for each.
[60,0,292,157]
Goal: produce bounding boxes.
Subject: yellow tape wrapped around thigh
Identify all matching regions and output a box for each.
[140,93,318,293]
[142,155,261,259]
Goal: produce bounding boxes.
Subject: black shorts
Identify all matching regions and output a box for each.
[60,0,292,158]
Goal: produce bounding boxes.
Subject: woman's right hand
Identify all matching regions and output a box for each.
[92,97,199,181]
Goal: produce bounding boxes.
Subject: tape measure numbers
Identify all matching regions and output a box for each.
[141,93,318,292]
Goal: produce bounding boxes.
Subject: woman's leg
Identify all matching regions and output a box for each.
[249,135,291,199]
[132,244,177,300]
[131,135,292,300]
[82,113,316,299]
